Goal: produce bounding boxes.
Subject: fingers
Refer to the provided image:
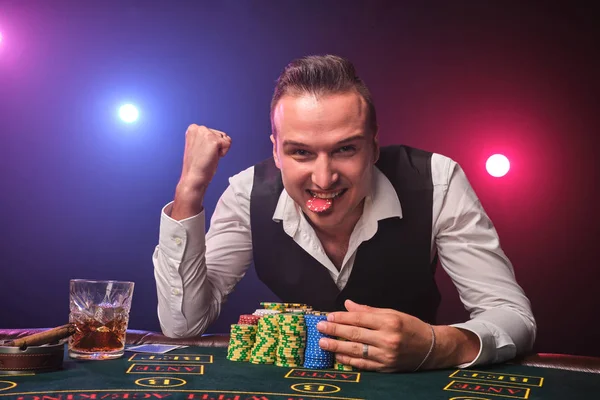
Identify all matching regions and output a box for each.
[185,124,232,158]
[185,124,230,142]
[323,300,405,331]
[319,337,376,359]
[344,299,395,314]
[211,129,225,138]
[210,128,228,140]
[207,128,232,157]
[325,310,386,330]
[318,338,390,372]
[334,353,391,373]
[317,320,379,345]
[316,321,395,367]
[318,332,404,373]
[344,299,371,312]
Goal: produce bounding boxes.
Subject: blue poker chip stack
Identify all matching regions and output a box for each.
[303,313,334,369]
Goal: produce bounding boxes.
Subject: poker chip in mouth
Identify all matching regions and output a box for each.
[306,189,346,213]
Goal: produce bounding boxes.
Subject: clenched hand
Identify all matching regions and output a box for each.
[171,124,232,220]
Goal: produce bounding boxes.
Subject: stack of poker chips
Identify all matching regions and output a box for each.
[275,313,307,367]
[249,314,279,364]
[227,323,257,362]
[334,361,355,371]
[238,314,261,325]
[284,303,313,312]
[261,302,286,312]
[252,308,281,317]
[303,312,335,369]
[261,302,313,312]
[229,302,350,370]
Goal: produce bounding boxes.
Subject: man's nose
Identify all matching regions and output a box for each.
[311,156,339,189]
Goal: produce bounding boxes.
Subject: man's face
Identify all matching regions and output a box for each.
[271,91,379,232]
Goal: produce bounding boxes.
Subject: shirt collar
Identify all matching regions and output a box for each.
[272,166,403,236]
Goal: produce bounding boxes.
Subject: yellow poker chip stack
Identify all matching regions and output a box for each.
[249,314,279,364]
[284,308,306,315]
[305,310,328,316]
[260,302,286,312]
[284,303,312,310]
[275,313,307,367]
[334,361,355,371]
[227,323,257,362]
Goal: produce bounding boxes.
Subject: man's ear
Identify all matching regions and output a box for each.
[270,134,281,169]
[372,129,380,164]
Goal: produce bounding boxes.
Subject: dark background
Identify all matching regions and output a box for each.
[1,1,598,357]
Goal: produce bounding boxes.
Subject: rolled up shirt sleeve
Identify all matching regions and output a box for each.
[152,168,255,338]
[432,156,536,367]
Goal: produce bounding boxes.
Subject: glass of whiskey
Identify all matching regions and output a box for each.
[68,279,135,360]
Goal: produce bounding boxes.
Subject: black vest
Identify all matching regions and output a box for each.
[250,145,440,323]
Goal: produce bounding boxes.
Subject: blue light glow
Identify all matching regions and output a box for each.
[119,104,139,123]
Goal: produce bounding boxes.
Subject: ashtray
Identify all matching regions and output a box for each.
[0,341,65,374]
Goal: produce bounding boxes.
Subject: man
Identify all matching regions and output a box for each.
[153,55,536,372]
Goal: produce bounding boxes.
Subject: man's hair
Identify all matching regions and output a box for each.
[270,55,377,136]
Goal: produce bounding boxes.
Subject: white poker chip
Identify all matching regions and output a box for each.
[252,309,281,316]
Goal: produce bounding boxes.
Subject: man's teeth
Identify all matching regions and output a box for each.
[309,190,343,199]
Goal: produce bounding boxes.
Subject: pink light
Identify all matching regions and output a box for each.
[486,154,510,177]
[0,32,3,44]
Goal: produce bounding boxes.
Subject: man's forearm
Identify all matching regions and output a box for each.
[154,247,220,338]
[425,326,480,369]
[171,182,207,221]
[153,203,217,338]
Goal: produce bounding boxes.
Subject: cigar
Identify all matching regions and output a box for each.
[3,324,76,349]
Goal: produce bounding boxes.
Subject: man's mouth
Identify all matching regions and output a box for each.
[307,189,346,199]
[305,189,347,213]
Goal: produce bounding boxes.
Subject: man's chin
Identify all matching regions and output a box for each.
[304,209,346,230]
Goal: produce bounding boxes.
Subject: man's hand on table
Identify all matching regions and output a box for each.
[316,300,481,373]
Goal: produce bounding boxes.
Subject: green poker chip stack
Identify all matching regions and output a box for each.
[227,324,257,362]
[334,361,356,371]
[275,313,306,367]
[260,302,286,312]
[249,314,279,364]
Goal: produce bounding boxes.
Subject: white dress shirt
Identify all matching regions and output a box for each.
[153,153,536,367]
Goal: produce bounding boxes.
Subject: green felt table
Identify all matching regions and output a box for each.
[0,346,597,400]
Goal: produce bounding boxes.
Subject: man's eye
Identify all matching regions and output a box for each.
[293,149,310,156]
[337,145,356,153]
